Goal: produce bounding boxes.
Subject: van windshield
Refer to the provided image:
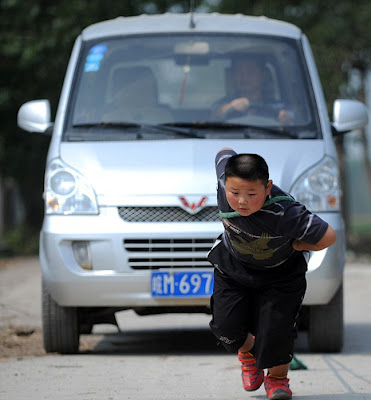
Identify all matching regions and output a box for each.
[66,34,320,141]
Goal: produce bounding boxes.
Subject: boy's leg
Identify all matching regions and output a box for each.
[256,262,307,400]
[209,269,264,391]
[209,268,252,353]
[254,265,307,370]
[268,363,290,377]
[238,332,255,353]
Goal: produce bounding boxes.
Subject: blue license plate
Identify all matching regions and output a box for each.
[151,270,214,298]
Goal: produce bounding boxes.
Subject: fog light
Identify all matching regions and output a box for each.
[72,241,92,270]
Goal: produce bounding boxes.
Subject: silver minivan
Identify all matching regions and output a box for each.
[18,13,368,354]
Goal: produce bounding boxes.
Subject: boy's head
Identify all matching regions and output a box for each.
[225,153,269,184]
[224,153,273,216]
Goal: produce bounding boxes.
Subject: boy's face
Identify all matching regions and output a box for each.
[225,177,272,217]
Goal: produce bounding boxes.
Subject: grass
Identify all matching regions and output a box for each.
[0,226,39,257]
[350,222,371,235]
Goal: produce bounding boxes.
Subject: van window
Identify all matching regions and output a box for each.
[67,34,319,141]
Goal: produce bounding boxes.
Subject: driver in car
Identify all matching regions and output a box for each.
[211,56,292,123]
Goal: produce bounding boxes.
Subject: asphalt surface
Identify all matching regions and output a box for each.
[0,257,371,399]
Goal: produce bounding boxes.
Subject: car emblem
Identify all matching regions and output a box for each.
[179,196,207,215]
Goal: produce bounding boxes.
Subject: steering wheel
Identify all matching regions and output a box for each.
[224,101,278,121]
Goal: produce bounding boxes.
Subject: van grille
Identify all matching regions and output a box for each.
[118,206,220,222]
[124,238,216,270]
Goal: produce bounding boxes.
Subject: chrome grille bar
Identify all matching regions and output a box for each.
[118,206,220,222]
[124,238,216,270]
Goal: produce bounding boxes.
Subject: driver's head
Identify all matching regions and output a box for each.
[232,57,265,96]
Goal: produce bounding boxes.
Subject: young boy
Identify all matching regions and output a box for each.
[208,148,336,399]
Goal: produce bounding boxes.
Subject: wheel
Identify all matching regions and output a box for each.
[42,281,80,354]
[308,283,344,352]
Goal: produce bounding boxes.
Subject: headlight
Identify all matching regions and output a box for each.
[290,157,340,212]
[45,159,99,215]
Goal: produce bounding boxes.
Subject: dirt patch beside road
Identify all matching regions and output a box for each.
[0,326,101,359]
[0,326,45,359]
[0,257,45,359]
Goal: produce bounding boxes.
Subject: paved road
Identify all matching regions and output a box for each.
[0,257,371,399]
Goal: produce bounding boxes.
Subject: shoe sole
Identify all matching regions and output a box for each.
[244,386,263,392]
[269,390,292,400]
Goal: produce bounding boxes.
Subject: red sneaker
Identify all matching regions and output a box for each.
[264,374,292,399]
[238,351,264,391]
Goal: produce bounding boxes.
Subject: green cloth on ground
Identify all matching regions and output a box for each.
[290,354,307,370]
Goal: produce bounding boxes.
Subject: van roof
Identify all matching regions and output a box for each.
[81,13,302,41]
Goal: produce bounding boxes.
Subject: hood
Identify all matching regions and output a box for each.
[60,139,324,206]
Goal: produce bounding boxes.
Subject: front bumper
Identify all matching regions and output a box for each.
[40,208,345,307]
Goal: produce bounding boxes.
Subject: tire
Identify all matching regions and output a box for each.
[308,283,344,353]
[42,281,80,354]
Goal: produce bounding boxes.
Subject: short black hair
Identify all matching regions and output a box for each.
[225,153,269,185]
[231,54,264,70]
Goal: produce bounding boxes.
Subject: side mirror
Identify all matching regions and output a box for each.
[332,99,368,135]
[17,99,53,134]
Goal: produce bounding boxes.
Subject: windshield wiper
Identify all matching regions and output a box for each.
[238,124,298,138]
[164,122,298,139]
[73,122,140,129]
[73,121,201,138]
[146,123,200,138]
[164,121,245,130]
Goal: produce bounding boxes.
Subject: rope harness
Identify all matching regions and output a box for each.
[219,195,295,219]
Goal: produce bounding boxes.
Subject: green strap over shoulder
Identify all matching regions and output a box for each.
[218,210,241,218]
[262,195,295,207]
[219,195,295,219]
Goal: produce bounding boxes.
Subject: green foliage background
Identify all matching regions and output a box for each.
[0,0,370,253]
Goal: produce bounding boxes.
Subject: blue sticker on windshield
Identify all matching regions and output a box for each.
[84,62,100,72]
[87,53,104,63]
[90,44,108,54]
[84,44,107,72]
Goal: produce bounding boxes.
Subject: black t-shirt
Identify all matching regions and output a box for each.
[216,149,328,268]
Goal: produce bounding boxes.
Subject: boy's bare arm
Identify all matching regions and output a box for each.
[292,225,336,252]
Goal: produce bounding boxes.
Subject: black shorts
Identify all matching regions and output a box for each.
[208,240,307,369]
